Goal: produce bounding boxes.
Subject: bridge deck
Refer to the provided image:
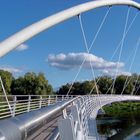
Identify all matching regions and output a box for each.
[27,112,62,140]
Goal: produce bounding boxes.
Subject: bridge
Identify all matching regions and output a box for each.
[0,94,140,140]
[0,0,140,140]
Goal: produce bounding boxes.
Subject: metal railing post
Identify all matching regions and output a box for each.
[62,108,67,119]
[48,95,51,105]
[55,95,58,103]
[62,95,64,101]
[12,96,17,117]
[39,96,42,108]
[27,95,31,112]
[70,105,81,131]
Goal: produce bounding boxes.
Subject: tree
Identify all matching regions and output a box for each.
[130,74,140,95]
[115,75,133,94]
[80,81,97,95]
[57,83,71,95]
[35,73,53,95]
[56,74,140,96]
[11,72,53,96]
[57,81,97,95]
[97,76,113,94]
[0,70,13,95]
[71,82,81,95]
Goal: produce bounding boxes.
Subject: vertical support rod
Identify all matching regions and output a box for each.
[62,95,64,101]
[48,95,51,105]
[55,95,58,103]
[0,76,12,115]
[12,96,17,117]
[39,96,42,108]
[27,95,31,112]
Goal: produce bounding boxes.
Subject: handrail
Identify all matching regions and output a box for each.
[58,95,140,140]
[0,95,140,140]
[0,95,76,119]
[0,96,81,140]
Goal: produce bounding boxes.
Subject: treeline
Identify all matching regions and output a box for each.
[0,70,53,96]
[0,69,140,96]
[56,74,140,95]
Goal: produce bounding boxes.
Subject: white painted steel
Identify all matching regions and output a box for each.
[0,96,80,140]
[58,95,140,140]
[0,0,140,57]
[0,94,140,140]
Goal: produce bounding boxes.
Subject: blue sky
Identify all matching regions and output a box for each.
[0,0,140,88]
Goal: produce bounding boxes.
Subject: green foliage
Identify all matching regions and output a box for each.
[1,68,140,96]
[57,83,71,95]
[131,74,140,95]
[97,76,112,94]
[57,81,97,95]
[0,70,13,95]
[11,72,53,95]
[57,74,140,95]
[80,81,97,95]
[103,102,140,118]
[115,75,133,94]
[57,77,107,95]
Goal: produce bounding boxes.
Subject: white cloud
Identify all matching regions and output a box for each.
[102,69,131,77]
[47,52,124,70]
[0,66,22,74]
[16,44,28,51]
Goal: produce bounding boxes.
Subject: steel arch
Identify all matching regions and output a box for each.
[0,0,140,57]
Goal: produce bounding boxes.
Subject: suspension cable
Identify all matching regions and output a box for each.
[0,76,12,114]
[105,9,139,95]
[89,11,139,95]
[78,13,103,111]
[89,7,111,51]
[108,7,131,95]
[66,7,110,95]
[78,15,89,52]
[131,72,140,95]
[121,37,140,95]
[134,75,140,95]
[78,8,111,111]
[110,12,139,61]
[78,14,100,95]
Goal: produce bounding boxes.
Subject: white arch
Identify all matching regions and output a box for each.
[0,0,140,57]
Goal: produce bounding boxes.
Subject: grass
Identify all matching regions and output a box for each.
[103,102,140,118]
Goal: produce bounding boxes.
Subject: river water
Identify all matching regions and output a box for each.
[97,116,140,140]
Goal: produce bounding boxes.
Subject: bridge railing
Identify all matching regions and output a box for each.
[0,94,75,119]
[0,95,82,140]
[58,95,140,140]
[58,95,98,140]
[0,95,140,140]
